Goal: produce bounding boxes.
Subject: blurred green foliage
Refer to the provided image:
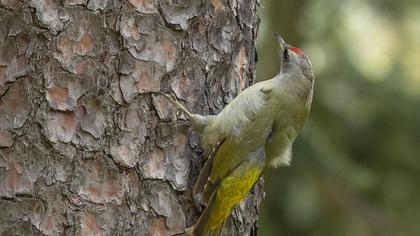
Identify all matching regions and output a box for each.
[257,0,420,235]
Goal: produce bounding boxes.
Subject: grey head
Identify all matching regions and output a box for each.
[274,33,314,82]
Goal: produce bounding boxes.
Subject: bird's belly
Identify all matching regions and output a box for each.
[264,107,308,166]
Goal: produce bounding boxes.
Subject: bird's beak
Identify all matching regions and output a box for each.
[274,32,286,51]
[274,32,286,74]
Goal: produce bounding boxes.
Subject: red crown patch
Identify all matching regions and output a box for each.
[289,47,304,55]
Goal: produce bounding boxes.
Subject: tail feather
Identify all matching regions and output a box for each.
[192,191,227,236]
[211,220,225,236]
[193,139,225,205]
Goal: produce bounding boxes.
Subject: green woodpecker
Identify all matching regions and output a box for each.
[164,33,315,236]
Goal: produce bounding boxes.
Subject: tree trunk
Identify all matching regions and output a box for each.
[0,0,261,235]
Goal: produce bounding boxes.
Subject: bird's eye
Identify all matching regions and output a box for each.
[283,48,289,60]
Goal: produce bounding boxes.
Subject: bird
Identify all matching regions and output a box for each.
[163,33,315,236]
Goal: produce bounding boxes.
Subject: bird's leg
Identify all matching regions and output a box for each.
[162,92,194,120]
[162,92,210,134]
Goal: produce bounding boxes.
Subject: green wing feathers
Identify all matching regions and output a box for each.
[193,139,252,205]
[193,139,226,204]
[192,143,265,236]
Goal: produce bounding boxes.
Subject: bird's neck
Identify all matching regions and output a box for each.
[275,70,313,101]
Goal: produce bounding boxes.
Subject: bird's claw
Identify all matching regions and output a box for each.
[162,91,177,103]
[162,91,188,120]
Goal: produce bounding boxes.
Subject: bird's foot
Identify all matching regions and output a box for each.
[162,92,192,119]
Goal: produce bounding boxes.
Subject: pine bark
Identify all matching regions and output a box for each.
[0,0,261,235]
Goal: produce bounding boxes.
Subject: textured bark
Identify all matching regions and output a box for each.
[0,0,260,235]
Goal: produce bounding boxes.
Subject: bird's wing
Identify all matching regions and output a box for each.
[193,138,247,204]
[193,139,225,201]
[195,81,274,201]
[217,83,272,137]
[192,145,265,236]
[202,82,273,148]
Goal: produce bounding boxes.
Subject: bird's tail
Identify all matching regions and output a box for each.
[188,191,228,236]
[187,220,225,236]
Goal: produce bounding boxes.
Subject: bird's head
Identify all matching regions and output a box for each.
[274,33,314,82]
